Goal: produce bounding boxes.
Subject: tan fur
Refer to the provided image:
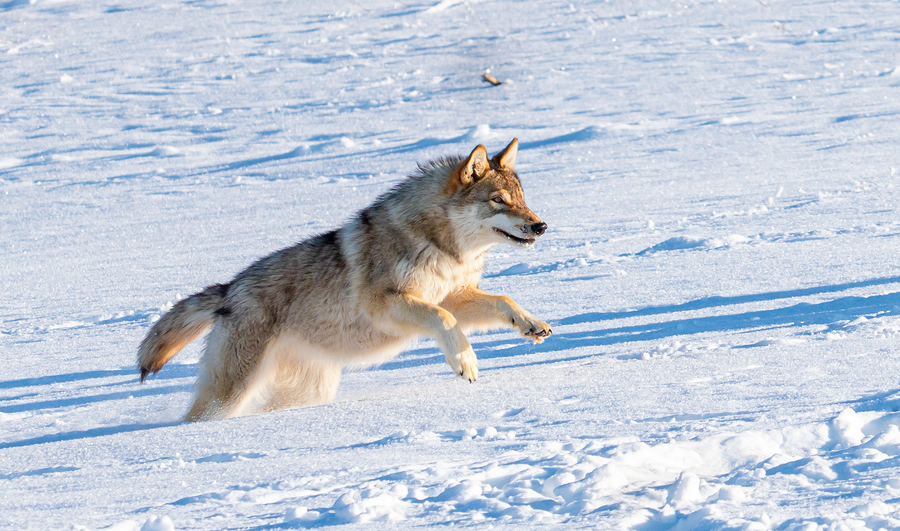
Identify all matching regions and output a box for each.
[492,137,518,169]
[137,283,228,381]
[137,139,552,421]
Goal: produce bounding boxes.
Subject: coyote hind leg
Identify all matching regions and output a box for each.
[183,323,269,422]
[184,382,217,422]
[261,356,342,413]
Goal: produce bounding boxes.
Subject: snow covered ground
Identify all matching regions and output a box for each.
[2,0,900,528]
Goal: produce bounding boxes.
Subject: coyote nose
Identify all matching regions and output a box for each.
[529,222,548,236]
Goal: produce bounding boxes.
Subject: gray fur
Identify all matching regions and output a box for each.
[137,139,552,421]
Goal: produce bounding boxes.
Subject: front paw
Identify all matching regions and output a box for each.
[448,347,479,382]
[515,317,553,344]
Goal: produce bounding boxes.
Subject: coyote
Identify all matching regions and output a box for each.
[138,139,552,421]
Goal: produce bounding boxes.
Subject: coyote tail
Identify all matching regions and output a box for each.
[137,283,230,382]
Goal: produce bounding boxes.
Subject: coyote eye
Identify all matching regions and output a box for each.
[490,196,505,205]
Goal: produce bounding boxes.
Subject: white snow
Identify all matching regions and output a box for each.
[2,0,900,529]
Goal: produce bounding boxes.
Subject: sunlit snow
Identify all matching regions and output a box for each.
[2,0,900,529]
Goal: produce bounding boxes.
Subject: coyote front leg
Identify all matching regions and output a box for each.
[441,286,552,343]
[368,292,478,382]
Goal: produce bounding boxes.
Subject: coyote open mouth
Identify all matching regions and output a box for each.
[493,227,535,245]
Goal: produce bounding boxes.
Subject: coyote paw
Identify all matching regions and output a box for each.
[447,347,479,383]
[517,317,553,344]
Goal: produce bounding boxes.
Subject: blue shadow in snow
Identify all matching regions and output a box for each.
[376,280,900,372]
[0,384,190,415]
[194,135,471,176]
[187,125,612,179]
[518,126,605,150]
[492,291,900,362]
[0,0,29,10]
[0,465,80,481]
[0,362,196,389]
[0,421,178,450]
[0,368,132,389]
[243,512,347,530]
[560,276,900,326]
[841,388,900,413]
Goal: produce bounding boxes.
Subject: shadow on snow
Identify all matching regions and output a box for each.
[378,276,900,372]
[559,275,900,326]
[0,421,178,450]
[0,384,189,415]
[0,363,196,390]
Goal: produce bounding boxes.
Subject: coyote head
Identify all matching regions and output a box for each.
[447,138,547,251]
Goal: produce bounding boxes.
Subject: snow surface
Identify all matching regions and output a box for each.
[2,0,900,529]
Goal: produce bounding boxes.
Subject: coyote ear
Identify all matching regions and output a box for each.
[461,144,489,184]
[447,145,488,195]
[491,138,518,169]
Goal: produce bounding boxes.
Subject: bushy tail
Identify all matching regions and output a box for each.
[138,283,230,382]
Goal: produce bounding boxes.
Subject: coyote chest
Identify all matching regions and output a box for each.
[402,248,486,304]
